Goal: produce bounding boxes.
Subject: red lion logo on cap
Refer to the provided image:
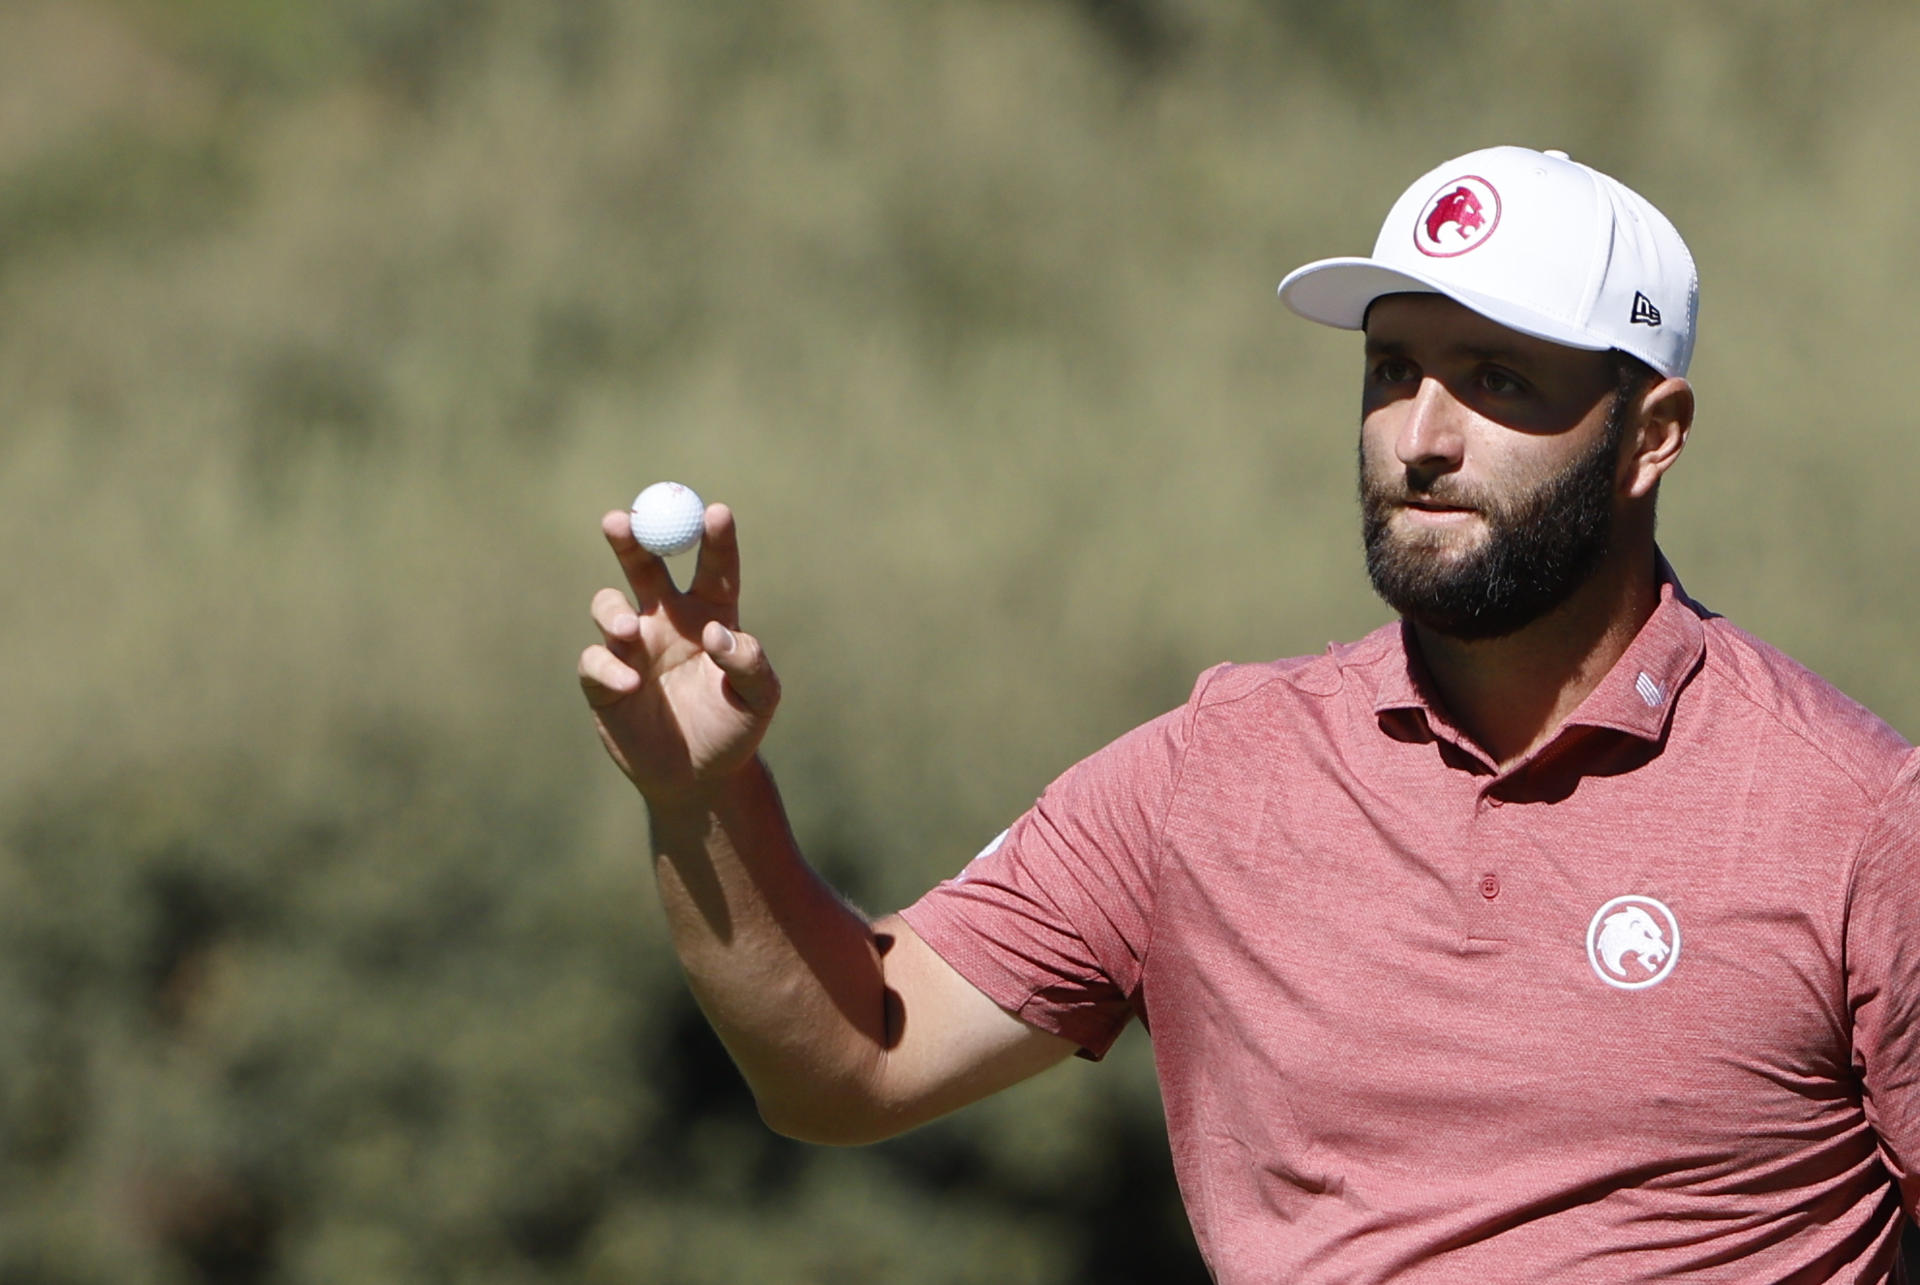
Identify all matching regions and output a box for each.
[1425,186,1485,243]
[1413,176,1500,258]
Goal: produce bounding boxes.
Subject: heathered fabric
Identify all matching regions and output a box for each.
[901,569,1920,1283]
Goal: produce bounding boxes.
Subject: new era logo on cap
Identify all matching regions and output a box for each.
[1631,292,1662,327]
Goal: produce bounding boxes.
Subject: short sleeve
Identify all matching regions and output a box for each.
[898,682,1203,1060]
[1847,747,1920,1217]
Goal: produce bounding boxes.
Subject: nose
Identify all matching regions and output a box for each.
[1394,376,1465,485]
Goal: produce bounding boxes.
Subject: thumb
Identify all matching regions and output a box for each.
[703,622,781,716]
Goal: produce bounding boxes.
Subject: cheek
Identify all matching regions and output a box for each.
[1357,414,1399,474]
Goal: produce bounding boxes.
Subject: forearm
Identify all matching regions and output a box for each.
[646,756,895,1140]
[582,507,1067,1141]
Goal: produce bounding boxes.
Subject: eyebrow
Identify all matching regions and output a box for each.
[1363,336,1536,366]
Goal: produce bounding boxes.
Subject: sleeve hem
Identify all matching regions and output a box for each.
[899,900,1128,1061]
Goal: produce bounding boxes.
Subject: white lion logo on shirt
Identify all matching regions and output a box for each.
[1586,896,1681,990]
[1596,907,1668,978]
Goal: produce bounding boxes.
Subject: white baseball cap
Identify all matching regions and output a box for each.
[1278,146,1698,378]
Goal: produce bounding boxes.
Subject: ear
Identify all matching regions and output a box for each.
[1620,377,1693,500]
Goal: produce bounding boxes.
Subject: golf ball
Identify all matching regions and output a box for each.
[629,482,706,557]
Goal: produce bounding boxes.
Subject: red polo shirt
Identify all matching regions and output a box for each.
[901,567,1920,1282]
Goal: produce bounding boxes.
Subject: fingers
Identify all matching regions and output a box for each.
[591,586,641,645]
[702,620,780,716]
[687,503,740,608]
[602,510,675,607]
[578,644,639,709]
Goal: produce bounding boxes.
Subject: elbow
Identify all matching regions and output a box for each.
[753,1089,913,1147]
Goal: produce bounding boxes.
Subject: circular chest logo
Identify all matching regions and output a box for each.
[1587,896,1681,989]
[1414,175,1501,257]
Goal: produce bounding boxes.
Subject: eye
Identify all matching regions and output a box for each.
[1370,356,1417,385]
[1476,366,1527,395]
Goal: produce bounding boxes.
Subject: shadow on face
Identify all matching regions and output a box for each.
[1362,293,1619,439]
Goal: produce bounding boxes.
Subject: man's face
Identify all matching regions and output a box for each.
[1358,295,1629,641]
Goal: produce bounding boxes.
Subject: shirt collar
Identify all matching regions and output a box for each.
[1367,553,1708,749]
[1561,554,1706,743]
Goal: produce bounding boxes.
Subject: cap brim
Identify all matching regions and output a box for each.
[1277,257,1611,353]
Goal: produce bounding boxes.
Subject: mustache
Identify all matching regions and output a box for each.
[1360,467,1489,512]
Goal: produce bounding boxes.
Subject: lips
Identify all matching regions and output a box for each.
[1401,498,1478,515]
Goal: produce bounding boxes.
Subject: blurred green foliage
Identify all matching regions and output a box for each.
[3,0,1917,1280]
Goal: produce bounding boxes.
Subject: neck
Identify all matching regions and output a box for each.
[1409,535,1661,770]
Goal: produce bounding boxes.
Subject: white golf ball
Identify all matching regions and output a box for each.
[629,482,706,557]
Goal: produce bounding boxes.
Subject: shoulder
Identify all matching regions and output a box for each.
[1143,625,1403,778]
[1692,607,1912,800]
[1186,623,1400,711]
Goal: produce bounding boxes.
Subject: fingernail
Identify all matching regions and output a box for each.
[616,614,639,635]
[713,626,736,654]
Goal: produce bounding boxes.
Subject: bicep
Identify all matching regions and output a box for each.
[865,913,1080,1133]
[838,704,1192,1138]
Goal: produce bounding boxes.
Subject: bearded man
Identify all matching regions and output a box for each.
[579,147,1920,1281]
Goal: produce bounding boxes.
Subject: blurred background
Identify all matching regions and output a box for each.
[3,1,1917,1280]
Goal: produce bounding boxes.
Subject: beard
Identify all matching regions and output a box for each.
[1360,415,1624,641]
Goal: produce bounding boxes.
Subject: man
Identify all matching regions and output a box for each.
[579,147,1920,1280]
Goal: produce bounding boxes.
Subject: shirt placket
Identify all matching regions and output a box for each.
[1465,779,1514,950]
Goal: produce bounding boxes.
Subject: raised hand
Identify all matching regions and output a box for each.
[578,503,780,801]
